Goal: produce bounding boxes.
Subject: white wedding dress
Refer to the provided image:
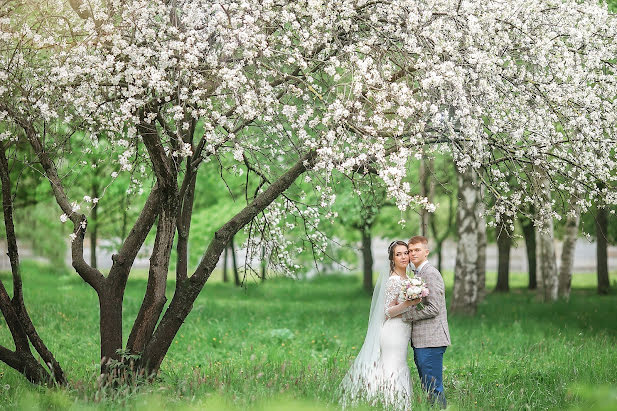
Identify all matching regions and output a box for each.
[340,273,413,410]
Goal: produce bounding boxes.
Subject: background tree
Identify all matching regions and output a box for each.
[558,200,581,299]
[519,211,538,289]
[495,213,513,292]
[450,166,482,315]
[596,199,610,295]
[535,176,559,302]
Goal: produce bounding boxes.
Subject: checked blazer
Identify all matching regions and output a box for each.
[402,262,451,348]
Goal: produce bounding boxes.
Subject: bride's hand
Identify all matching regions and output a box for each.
[400,298,421,307]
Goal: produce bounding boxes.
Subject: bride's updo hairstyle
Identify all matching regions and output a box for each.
[388,240,408,273]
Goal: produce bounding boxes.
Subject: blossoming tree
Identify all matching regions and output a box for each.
[0,0,616,383]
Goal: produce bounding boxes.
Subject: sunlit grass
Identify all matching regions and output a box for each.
[0,260,616,409]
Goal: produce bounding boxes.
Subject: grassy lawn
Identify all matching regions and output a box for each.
[0,261,616,410]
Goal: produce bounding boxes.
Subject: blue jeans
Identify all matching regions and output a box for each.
[413,346,447,408]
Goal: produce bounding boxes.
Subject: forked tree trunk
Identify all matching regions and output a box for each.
[0,147,66,385]
[361,225,374,293]
[558,205,580,299]
[536,180,558,302]
[495,216,512,292]
[5,59,322,382]
[596,205,610,295]
[137,151,317,375]
[451,166,480,315]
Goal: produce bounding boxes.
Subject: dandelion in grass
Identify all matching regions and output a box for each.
[399,276,429,310]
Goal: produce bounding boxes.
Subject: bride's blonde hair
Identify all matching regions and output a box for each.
[388,240,408,273]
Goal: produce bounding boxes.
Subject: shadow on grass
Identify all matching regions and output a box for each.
[451,286,617,339]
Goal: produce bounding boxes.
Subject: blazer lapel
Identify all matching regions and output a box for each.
[418,262,430,277]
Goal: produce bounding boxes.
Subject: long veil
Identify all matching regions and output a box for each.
[340,271,388,406]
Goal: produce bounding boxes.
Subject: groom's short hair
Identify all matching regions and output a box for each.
[408,235,429,249]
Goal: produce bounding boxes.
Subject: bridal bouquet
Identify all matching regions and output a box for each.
[399,277,429,310]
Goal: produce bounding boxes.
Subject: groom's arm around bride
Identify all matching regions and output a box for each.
[402,236,450,409]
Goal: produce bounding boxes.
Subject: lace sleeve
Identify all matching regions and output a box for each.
[384,276,399,312]
[384,276,414,319]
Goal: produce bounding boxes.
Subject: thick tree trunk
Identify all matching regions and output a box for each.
[125,119,180,356]
[0,346,51,384]
[537,225,558,301]
[596,205,610,295]
[0,148,66,384]
[98,291,124,366]
[138,151,317,375]
[558,206,580,299]
[101,184,159,368]
[495,216,512,292]
[126,195,177,354]
[536,181,558,302]
[451,166,480,315]
[361,226,373,294]
[176,173,196,283]
[519,214,537,289]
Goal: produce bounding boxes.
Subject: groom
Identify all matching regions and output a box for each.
[402,236,451,409]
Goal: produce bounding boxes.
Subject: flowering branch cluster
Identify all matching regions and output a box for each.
[1,0,616,269]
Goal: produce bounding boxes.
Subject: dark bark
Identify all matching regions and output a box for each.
[361,226,373,294]
[138,151,317,375]
[519,214,537,289]
[126,192,177,354]
[176,172,197,283]
[126,119,180,355]
[495,217,512,292]
[597,205,610,295]
[100,185,160,364]
[0,345,51,384]
[0,147,66,384]
[23,118,105,291]
[98,290,124,367]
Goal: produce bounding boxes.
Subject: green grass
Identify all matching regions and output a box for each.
[0,260,616,410]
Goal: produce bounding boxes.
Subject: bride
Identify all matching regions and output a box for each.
[340,240,420,410]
